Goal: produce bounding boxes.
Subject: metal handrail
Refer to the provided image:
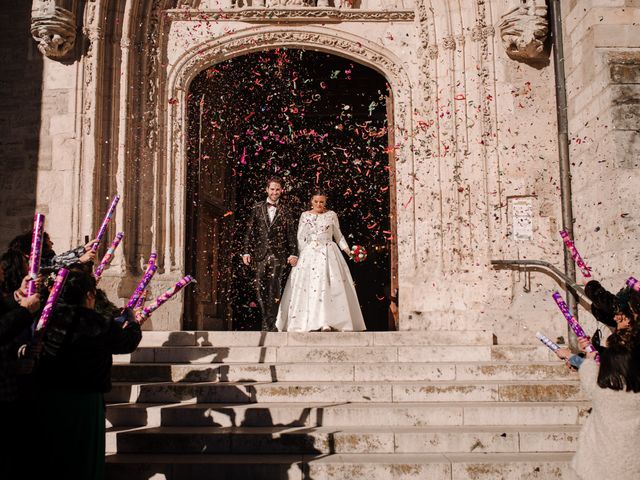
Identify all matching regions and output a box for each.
[490,259,590,305]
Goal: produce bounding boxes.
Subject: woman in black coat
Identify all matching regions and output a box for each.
[0,252,40,479]
[31,269,142,480]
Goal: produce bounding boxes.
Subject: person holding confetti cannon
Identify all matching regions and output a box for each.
[276,189,366,333]
[0,256,41,479]
[29,268,141,480]
[569,327,640,480]
[549,279,636,369]
[8,230,98,274]
[583,280,636,339]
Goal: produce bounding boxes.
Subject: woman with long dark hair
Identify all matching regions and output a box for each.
[570,327,640,479]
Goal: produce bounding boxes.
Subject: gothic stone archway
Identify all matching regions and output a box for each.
[184,48,397,331]
[162,26,417,329]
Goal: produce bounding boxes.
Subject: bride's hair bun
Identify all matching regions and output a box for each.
[310,189,328,199]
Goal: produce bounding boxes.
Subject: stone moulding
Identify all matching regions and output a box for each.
[165,8,415,22]
[162,27,417,272]
[498,0,548,62]
[30,3,77,59]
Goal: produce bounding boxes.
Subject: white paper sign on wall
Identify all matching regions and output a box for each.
[511,197,534,241]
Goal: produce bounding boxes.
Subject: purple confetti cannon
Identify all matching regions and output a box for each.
[135,289,148,309]
[135,253,157,309]
[552,291,600,363]
[138,275,195,323]
[94,232,124,281]
[536,332,560,352]
[92,194,121,252]
[27,213,45,296]
[559,230,592,278]
[627,277,640,292]
[126,253,158,308]
[35,268,69,332]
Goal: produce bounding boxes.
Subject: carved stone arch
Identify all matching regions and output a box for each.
[160,25,417,282]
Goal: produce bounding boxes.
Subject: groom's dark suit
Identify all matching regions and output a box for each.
[243,200,298,331]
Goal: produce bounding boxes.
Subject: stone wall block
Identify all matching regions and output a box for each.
[614,130,640,168]
[610,63,640,84]
[612,104,640,129]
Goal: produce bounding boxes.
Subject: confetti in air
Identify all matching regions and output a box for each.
[186,49,394,331]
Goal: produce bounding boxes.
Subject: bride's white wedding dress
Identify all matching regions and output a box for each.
[276,210,366,332]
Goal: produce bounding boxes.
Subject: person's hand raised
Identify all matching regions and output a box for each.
[577,336,591,353]
[83,238,99,252]
[18,293,40,313]
[79,241,99,263]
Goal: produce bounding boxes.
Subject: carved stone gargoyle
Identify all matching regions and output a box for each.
[30,0,77,59]
[499,0,549,62]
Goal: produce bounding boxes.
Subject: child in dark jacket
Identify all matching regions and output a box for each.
[30,269,141,480]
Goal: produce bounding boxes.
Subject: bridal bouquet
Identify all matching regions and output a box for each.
[350,245,367,263]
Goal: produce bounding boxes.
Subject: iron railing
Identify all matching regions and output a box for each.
[490,259,590,306]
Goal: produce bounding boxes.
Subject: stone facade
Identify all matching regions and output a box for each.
[1,0,637,340]
[562,0,640,336]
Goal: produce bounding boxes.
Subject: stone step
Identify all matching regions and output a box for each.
[111,361,576,383]
[137,330,495,348]
[105,380,583,404]
[106,425,581,455]
[105,452,574,479]
[115,344,555,364]
[105,401,590,428]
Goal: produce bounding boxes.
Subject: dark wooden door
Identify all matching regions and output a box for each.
[386,91,399,331]
[184,95,233,331]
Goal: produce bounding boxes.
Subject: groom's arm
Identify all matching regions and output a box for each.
[286,210,298,258]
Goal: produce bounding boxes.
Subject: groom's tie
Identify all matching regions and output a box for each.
[267,201,277,224]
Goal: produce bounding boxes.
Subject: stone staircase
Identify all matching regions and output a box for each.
[105,331,586,479]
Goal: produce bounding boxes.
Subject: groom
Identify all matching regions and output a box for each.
[242,176,298,331]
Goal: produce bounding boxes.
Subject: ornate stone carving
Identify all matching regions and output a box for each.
[442,36,456,50]
[30,0,77,59]
[173,30,409,93]
[167,8,414,21]
[499,0,548,61]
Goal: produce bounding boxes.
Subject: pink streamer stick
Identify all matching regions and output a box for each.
[135,290,148,310]
[92,195,121,252]
[94,232,124,281]
[626,277,640,292]
[552,292,600,363]
[559,230,592,278]
[27,213,45,296]
[138,275,194,323]
[126,253,158,308]
[35,268,69,332]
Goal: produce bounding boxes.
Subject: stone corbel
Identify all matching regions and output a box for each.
[30,0,77,60]
[498,0,548,62]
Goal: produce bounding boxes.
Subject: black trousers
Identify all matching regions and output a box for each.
[253,255,287,331]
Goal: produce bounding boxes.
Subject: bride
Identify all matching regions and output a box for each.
[276,190,366,332]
